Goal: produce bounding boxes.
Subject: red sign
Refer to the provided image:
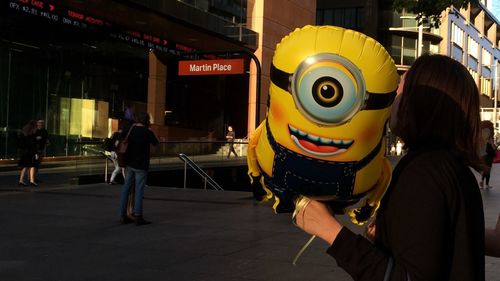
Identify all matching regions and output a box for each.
[179,59,245,76]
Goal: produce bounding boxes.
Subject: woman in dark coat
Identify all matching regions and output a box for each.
[295,54,485,280]
[18,120,38,186]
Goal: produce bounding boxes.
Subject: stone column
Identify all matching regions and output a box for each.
[246,0,316,137]
[147,51,166,126]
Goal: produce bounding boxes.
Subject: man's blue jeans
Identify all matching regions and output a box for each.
[119,166,147,216]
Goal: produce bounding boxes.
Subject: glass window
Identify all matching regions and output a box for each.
[316,7,364,31]
[452,23,464,47]
[317,10,324,25]
[402,37,416,65]
[334,9,344,26]
[402,54,415,66]
[483,49,492,66]
[403,37,416,49]
[324,9,334,25]
[452,44,464,62]
[483,66,491,79]
[345,8,356,27]
[469,69,478,82]
[468,37,479,58]
[402,17,417,28]
[469,55,478,70]
[390,35,402,65]
[392,11,403,27]
[481,76,492,97]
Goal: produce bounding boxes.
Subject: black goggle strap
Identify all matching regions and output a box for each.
[270,63,396,110]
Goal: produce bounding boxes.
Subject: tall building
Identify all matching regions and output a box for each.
[317,0,500,132]
[440,1,500,119]
[0,0,316,160]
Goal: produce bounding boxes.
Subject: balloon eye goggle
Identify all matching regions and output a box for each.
[270,54,396,126]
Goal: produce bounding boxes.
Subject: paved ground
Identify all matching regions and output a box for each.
[0,160,499,281]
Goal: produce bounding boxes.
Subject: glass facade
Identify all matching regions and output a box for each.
[0,38,148,159]
[317,7,364,32]
[381,10,439,67]
[127,0,256,47]
[178,0,247,23]
[0,0,251,160]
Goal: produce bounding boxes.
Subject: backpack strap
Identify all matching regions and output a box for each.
[123,124,136,141]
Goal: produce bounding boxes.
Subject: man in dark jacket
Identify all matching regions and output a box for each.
[118,112,159,225]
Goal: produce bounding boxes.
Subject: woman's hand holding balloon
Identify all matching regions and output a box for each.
[294,198,343,245]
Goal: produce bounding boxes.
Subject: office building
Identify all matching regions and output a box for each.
[0,0,316,159]
[317,0,500,131]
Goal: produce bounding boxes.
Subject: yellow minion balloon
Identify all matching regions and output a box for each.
[247,25,399,225]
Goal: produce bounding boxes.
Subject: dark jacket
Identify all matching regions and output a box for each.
[328,148,485,281]
[17,133,37,167]
[484,142,496,165]
[34,128,48,152]
[124,125,159,170]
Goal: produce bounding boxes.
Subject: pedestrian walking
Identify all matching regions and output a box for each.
[226,125,238,158]
[105,128,124,185]
[479,120,496,189]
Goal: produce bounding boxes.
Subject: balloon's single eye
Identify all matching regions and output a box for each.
[312,77,343,107]
[291,54,366,126]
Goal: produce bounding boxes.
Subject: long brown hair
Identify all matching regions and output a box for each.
[395,54,481,170]
[21,120,37,136]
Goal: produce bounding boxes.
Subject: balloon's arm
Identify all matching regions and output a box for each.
[247,122,271,202]
[348,157,392,225]
[247,122,264,179]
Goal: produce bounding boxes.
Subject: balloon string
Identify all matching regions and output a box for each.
[292,196,315,265]
[292,235,316,266]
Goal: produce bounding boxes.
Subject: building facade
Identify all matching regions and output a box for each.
[440,2,500,122]
[317,0,500,133]
[0,0,317,160]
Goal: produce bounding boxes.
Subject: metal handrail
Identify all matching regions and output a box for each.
[178,153,224,191]
[81,145,114,183]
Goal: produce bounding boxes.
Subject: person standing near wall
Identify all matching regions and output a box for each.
[118,112,159,225]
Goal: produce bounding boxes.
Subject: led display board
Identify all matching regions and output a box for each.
[6,0,198,56]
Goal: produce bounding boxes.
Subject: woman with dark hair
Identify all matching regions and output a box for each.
[17,120,39,186]
[295,54,485,280]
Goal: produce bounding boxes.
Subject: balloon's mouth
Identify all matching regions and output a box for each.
[288,124,353,156]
